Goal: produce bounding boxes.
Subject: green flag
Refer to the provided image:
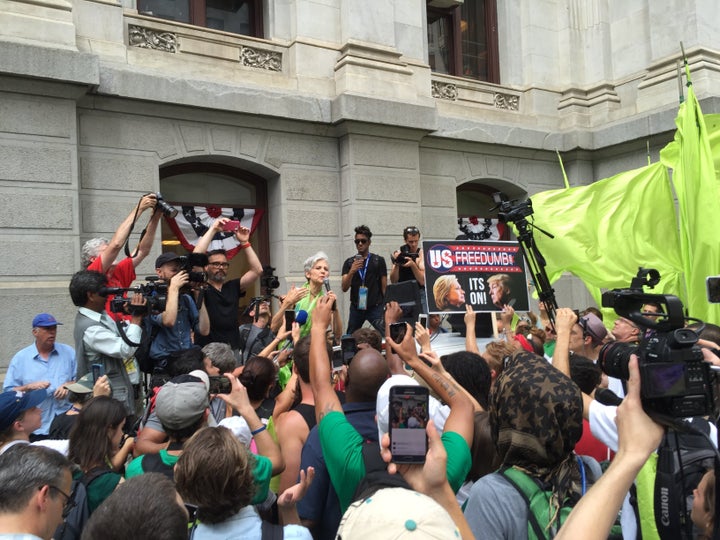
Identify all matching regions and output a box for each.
[530,162,685,308]
[659,86,720,323]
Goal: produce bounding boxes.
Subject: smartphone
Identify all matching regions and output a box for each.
[341,335,357,364]
[222,220,241,232]
[389,385,428,463]
[418,314,428,327]
[354,254,363,261]
[284,310,296,332]
[91,363,105,382]
[389,322,408,342]
[331,346,344,372]
[707,277,720,303]
[208,376,232,394]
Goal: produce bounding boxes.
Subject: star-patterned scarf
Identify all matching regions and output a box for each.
[490,351,584,522]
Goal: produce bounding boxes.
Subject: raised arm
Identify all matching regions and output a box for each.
[98,194,157,272]
[234,226,263,291]
[132,208,162,268]
[219,373,285,475]
[464,305,479,354]
[555,355,664,540]
[551,307,577,378]
[308,294,343,424]
[192,218,226,254]
[388,325,474,447]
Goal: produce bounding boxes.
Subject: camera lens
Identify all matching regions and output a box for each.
[597,341,637,380]
[155,193,178,218]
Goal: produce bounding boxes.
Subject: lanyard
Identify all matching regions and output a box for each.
[358,254,371,285]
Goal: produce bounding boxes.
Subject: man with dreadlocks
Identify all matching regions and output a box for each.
[464,350,585,539]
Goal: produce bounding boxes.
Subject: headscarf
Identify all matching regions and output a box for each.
[490,350,583,523]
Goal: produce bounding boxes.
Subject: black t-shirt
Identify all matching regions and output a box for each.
[196,279,244,349]
[341,253,387,308]
[49,412,78,440]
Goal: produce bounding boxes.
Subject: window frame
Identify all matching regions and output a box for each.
[139,0,264,38]
[427,0,500,84]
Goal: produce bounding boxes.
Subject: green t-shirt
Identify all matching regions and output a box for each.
[251,453,273,505]
[318,411,471,513]
[125,449,179,479]
[87,470,122,514]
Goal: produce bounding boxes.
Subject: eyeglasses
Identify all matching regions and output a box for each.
[208,262,230,269]
[354,239,368,245]
[48,485,76,519]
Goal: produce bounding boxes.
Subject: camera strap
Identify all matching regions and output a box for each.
[123,194,154,260]
[115,320,142,348]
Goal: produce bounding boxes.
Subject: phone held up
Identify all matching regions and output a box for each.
[389,322,409,343]
[208,376,232,394]
[222,220,241,232]
[284,310,296,332]
[91,363,105,382]
[707,276,720,303]
[341,335,357,364]
[389,385,429,463]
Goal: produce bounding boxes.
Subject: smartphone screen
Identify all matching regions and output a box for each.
[91,363,105,382]
[341,335,357,364]
[389,385,428,463]
[418,314,428,327]
[707,277,720,303]
[389,322,407,342]
[208,376,232,394]
[331,346,344,372]
[284,310,296,332]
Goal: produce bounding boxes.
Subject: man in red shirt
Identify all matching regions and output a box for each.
[82,194,162,320]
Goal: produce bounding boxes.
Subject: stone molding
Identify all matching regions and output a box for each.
[557,83,620,112]
[128,24,177,53]
[494,92,519,111]
[239,46,282,72]
[432,81,458,101]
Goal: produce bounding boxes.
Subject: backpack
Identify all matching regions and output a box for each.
[500,466,578,540]
[654,421,716,540]
[351,438,411,502]
[131,318,161,374]
[54,468,114,540]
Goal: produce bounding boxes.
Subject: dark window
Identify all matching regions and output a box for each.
[428,0,499,83]
[137,0,263,38]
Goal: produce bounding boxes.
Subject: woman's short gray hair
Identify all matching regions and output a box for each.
[303,251,329,275]
[81,237,109,268]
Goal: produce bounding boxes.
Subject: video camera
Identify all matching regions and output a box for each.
[492,192,534,225]
[176,253,208,284]
[261,266,280,294]
[395,244,420,265]
[598,268,715,418]
[104,277,169,315]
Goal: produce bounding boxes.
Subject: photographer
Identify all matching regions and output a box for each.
[237,298,276,364]
[146,253,210,373]
[82,193,163,322]
[192,217,263,360]
[390,226,426,312]
[70,270,146,418]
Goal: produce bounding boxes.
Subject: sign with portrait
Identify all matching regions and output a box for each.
[423,240,530,314]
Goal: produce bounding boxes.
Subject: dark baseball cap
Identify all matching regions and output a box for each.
[155,252,180,268]
[0,390,46,432]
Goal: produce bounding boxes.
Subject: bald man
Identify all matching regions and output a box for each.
[297,347,389,540]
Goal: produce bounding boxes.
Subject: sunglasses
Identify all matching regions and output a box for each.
[354,238,368,245]
[404,227,419,235]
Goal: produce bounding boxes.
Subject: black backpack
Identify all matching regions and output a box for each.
[54,468,113,540]
[351,439,411,502]
[654,420,716,540]
[116,318,159,374]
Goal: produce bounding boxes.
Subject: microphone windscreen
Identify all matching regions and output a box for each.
[295,310,309,325]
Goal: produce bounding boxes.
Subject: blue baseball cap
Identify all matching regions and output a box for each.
[0,390,46,432]
[32,313,62,328]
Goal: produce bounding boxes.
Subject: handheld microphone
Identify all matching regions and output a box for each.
[323,279,337,311]
[594,387,623,407]
[295,310,309,326]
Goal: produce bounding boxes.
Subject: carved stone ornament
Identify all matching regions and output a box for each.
[239,46,282,72]
[128,25,177,53]
[494,93,520,111]
[432,81,458,101]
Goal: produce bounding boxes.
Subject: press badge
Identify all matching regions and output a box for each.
[358,286,368,310]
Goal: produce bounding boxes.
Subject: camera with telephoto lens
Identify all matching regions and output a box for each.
[155,192,178,218]
[106,277,169,315]
[176,253,208,284]
[598,268,715,418]
[261,266,280,293]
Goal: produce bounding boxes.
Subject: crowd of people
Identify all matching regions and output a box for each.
[1,196,719,540]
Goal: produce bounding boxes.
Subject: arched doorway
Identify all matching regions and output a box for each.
[159,162,269,300]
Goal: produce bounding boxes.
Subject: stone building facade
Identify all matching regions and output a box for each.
[0,0,718,365]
